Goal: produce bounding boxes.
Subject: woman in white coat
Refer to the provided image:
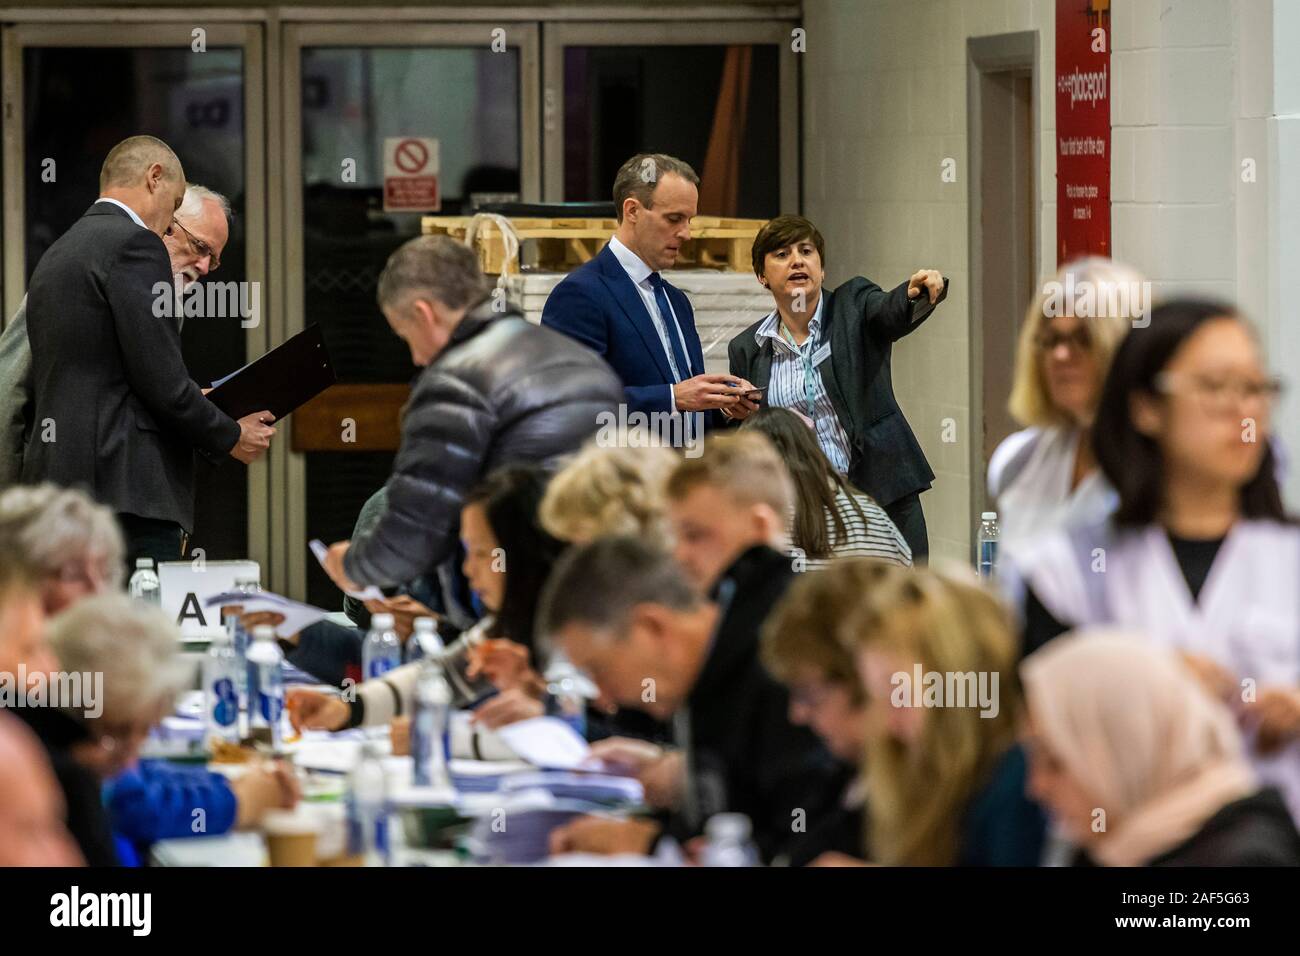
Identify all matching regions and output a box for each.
[987,257,1145,558]
[1006,298,1300,824]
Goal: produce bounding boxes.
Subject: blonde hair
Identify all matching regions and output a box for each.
[48,593,189,724]
[665,431,793,517]
[1008,256,1146,428]
[0,484,124,589]
[839,561,1021,866]
[762,560,871,703]
[539,437,678,546]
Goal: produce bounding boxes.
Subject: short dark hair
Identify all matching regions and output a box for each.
[750,214,826,278]
[611,153,699,224]
[376,235,488,310]
[536,536,701,653]
[1092,298,1287,526]
[463,465,564,655]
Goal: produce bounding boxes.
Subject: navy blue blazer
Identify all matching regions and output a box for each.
[541,243,706,417]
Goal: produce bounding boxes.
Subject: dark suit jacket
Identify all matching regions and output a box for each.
[23,202,240,530]
[668,545,837,862]
[728,277,939,507]
[541,243,714,422]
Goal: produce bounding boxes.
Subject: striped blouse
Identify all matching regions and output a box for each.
[754,298,853,475]
[799,489,913,571]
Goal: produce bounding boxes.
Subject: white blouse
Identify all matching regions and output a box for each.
[988,426,1117,559]
[1012,519,1300,825]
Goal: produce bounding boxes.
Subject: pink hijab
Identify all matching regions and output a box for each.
[1021,629,1257,866]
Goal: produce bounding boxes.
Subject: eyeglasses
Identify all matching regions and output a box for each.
[1154,371,1285,415]
[169,217,221,271]
[1034,327,1092,354]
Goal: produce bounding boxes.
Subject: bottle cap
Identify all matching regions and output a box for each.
[372,613,396,630]
[135,557,154,569]
[210,630,232,646]
[235,576,260,589]
[705,813,752,841]
[413,617,436,632]
[981,511,997,520]
[253,624,275,641]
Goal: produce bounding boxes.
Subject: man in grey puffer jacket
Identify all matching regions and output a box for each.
[321,235,622,591]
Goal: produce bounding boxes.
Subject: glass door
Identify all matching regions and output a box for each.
[280,23,539,604]
[1,21,268,570]
[541,20,799,215]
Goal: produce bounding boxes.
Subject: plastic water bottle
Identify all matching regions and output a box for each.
[548,671,590,738]
[246,625,285,750]
[405,616,443,664]
[346,741,389,865]
[127,558,161,604]
[411,658,453,789]
[203,630,242,745]
[699,813,760,867]
[977,511,1000,580]
[227,576,260,707]
[363,613,401,679]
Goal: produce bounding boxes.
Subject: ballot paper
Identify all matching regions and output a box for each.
[308,539,385,601]
[203,589,331,639]
[494,716,598,770]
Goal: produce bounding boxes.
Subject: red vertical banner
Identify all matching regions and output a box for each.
[1056,0,1111,265]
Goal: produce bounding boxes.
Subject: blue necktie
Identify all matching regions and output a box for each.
[647,272,692,381]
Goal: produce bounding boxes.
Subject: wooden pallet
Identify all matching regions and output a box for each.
[422,215,766,275]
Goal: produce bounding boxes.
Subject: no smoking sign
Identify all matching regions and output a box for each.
[383,136,440,212]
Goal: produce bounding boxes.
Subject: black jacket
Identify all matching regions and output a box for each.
[1071,788,1300,867]
[343,303,622,587]
[23,202,241,530]
[670,545,836,861]
[9,705,119,867]
[1151,789,1300,866]
[728,277,940,508]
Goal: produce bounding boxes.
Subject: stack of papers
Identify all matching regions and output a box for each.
[501,771,644,806]
[494,716,598,770]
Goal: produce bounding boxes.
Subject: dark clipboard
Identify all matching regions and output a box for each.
[206,324,336,422]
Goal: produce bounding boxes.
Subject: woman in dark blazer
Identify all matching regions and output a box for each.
[726,214,946,559]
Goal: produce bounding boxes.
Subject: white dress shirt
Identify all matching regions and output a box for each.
[988,426,1117,560]
[94,197,148,230]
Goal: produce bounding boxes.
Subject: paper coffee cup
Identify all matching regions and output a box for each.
[263,809,320,867]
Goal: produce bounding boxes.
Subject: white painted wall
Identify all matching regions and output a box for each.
[802,0,1300,562]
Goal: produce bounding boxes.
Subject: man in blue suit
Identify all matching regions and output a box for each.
[542,153,758,440]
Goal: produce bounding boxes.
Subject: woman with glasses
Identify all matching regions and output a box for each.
[988,257,1145,558]
[1005,298,1300,826]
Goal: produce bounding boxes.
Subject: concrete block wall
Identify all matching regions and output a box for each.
[802,0,1300,562]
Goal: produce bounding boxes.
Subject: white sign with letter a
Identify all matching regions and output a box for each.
[159,559,260,638]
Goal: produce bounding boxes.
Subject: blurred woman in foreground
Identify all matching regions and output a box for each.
[1007,299,1300,822]
[846,561,1046,866]
[988,257,1143,557]
[289,466,565,733]
[1022,630,1300,866]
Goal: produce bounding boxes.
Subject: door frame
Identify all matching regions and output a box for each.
[278,21,540,599]
[540,19,800,210]
[966,31,1040,559]
[0,19,272,577]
